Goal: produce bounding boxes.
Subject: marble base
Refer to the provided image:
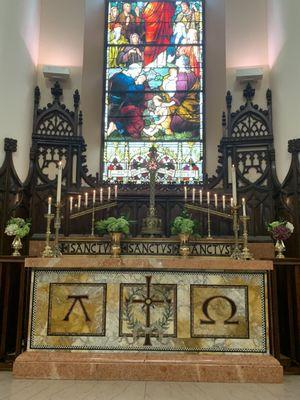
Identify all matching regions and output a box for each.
[13,352,283,383]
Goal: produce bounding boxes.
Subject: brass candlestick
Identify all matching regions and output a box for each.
[207,206,213,239]
[240,215,254,260]
[231,205,242,259]
[53,202,62,257]
[42,213,54,257]
[91,203,95,236]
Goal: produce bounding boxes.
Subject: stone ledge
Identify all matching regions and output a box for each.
[13,352,283,383]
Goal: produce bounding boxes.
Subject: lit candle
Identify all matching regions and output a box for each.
[78,194,81,209]
[222,195,226,211]
[214,193,218,208]
[242,198,247,216]
[108,187,111,201]
[199,189,203,205]
[100,188,103,203]
[207,192,210,205]
[231,165,237,206]
[230,197,234,208]
[69,196,73,212]
[48,197,52,214]
[184,186,187,201]
[192,188,196,203]
[56,161,62,204]
[93,190,96,204]
[85,192,88,207]
[114,184,118,199]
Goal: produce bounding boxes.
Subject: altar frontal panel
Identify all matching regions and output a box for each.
[29,269,268,353]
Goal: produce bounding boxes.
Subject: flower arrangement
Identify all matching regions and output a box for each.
[171,216,195,235]
[267,221,294,241]
[5,217,31,238]
[95,216,130,236]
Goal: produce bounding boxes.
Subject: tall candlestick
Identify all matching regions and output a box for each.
[69,196,73,212]
[184,186,187,201]
[199,189,203,205]
[85,192,88,207]
[192,188,196,203]
[222,195,226,211]
[56,161,62,204]
[93,190,96,204]
[207,192,210,205]
[108,187,111,201]
[48,197,52,214]
[100,188,103,203]
[114,184,118,199]
[214,193,218,208]
[231,164,237,206]
[78,194,81,209]
[242,198,247,216]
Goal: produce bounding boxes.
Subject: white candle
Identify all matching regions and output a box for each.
[78,194,81,209]
[214,194,218,209]
[207,192,210,205]
[100,188,103,203]
[199,189,203,205]
[192,188,196,203]
[184,186,187,201]
[48,197,52,214]
[231,165,237,206]
[230,197,234,208]
[56,161,62,204]
[114,184,118,199]
[69,196,73,212]
[108,187,111,201]
[85,192,88,207]
[222,195,226,211]
[93,190,96,204]
[242,198,247,216]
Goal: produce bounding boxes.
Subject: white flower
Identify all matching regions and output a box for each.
[5,223,19,236]
[286,222,294,233]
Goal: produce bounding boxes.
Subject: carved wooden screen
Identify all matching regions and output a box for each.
[102,0,204,184]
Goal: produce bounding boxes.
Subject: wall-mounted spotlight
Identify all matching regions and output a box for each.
[43,65,70,81]
[236,67,263,83]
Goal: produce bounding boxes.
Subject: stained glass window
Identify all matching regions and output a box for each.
[102,0,204,183]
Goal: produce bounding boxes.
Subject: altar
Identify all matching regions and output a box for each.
[13,256,282,383]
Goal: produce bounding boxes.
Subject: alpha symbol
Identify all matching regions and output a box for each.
[63,295,91,322]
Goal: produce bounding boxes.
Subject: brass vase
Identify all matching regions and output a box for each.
[110,232,122,257]
[275,240,286,259]
[179,233,190,257]
[12,236,22,256]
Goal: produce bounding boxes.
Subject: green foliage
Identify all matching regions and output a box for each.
[5,217,31,238]
[95,216,130,236]
[171,215,195,235]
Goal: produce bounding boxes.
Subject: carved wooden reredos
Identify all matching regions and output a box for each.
[0,82,299,256]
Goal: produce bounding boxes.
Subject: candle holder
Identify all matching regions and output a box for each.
[91,203,95,236]
[42,213,54,257]
[240,215,254,260]
[231,205,242,260]
[207,206,213,239]
[53,202,62,257]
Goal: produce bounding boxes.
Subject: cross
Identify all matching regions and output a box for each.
[131,275,168,346]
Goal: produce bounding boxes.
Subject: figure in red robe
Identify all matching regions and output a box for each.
[142,2,175,66]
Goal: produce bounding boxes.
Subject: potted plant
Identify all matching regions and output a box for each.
[171,215,195,256]
[267,220,294,258]
[95,216,130,257]
[5,217,31,256]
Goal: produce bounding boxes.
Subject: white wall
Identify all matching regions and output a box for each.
[268,0,300,182]
[0,0,41,181]
[226,0,270,109]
